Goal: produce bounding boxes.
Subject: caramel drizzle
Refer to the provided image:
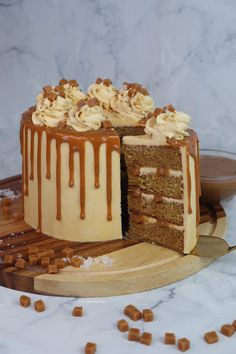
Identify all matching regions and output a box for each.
[46,133,51,179]
[37,131,42,231]
[30,130,35,180]
[69,144,74,188]
[56,140,61,220]
[20,112,120,231]
[186,153,192,214]
[24,127,29,196]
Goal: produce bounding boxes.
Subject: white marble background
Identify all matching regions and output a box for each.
[0,0,236,178]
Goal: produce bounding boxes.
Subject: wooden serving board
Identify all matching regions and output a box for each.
[0,175,227,297]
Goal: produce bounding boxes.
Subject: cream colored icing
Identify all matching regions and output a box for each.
[145,111,191,140]
[87,82,117,110]
[68,104,106,132]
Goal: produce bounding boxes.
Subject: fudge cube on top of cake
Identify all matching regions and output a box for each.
[123,105,201,254]
[21,80,122,242]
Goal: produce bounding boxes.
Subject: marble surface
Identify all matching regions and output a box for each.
[1,0,236,178]
[0,197,235,354]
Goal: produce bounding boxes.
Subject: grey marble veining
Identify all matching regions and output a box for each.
[1,0,236,178]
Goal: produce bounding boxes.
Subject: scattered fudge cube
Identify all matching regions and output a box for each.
[128,328,140,342]
[142,309,154,322]
[70,257,84,268]
[34,299,45,312]
[19,295,31,308]
[164,332,176,345]
[54,258,66,269]
[117,319,129,332]
[47,264,58,274]
[45,249,55,258]
[232,320,236,330]
[124,304,142,321]
[29,254,38,266]
[15,258,27,269]
[40,256,50,267]
[61,247,74,258]
[221,324,235,337]
[177,338,190,352]
[204,331,219,344]
[3,254,14,265]
[140,332,152,346]
[12,212,24,221]
[72,306,83,317]
[84,342,96,354]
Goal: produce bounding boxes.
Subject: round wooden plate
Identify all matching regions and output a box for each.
[0,175,227,297]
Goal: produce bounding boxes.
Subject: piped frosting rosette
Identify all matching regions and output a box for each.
[145,105,191,142]
[32,79,86,128]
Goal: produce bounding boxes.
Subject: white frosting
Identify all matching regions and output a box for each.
[68,104,105,132]
[145,111,191,140]
[32,93,69,127]
[87,82,117,110]
[110,88,155,126]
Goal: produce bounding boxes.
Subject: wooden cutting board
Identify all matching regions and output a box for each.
[0,175,227,297]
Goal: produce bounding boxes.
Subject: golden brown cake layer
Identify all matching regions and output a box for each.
[128,192,184,226]
[123,144,182,170]
[127,173,183,199]
[128,216,184,253]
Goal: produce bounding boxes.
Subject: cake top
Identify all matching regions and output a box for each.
[145,105,191,141]
[29,78,155,131]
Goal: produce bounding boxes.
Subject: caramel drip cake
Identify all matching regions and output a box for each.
[123,105,201,253]
[20,80,122,242]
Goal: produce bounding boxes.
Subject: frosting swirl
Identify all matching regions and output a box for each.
[68,98,106,132]
[145,107,191,140]
[32,80,86,128]
[87,78,117,110]
[110,82,155,126]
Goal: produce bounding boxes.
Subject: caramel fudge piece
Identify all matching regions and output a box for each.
[3,254,14,265]
[117,319,129,332]
[34,299,45,312]
[124,304,142,321]
[72,306,83,317]
[40,256,50,267]
[204,331,219,344]
[232,320,236,330]
[54,258,66,269]
[220,324,235,337]
[47,264,58,274]
[84,342,96,354]
[28,246,39,255]
[62,247,74,258]
[70,257,84,268]
[44,249,55,258]
[140,332,152,346]
[177,338,190,352]
[29,254,39,266]
[128,328,140,342]
[15,258,27,269]
[164,332,176,345]
[142,309,154,322]
[19,295,31,308]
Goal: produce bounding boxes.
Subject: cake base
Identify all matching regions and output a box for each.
[0,175,227,297]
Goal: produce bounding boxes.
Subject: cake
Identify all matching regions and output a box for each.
[20,78,200,254]
[20,80,122,242]
[123,105,201,254]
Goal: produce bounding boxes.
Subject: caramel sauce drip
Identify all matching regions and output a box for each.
[56,140,61,220]
[167,129,201,223]
[20,110,120,231]
[30,130,35,180]
[37,131,42,231]
[24,127,29,196]
[46,133,51,179]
